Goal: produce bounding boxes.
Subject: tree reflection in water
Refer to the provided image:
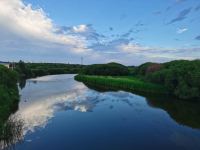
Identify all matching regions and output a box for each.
[83,82,200,129]
[18,79,26,90]
[147,97,200,129]
[0,116,24,150]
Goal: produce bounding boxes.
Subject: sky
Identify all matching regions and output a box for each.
[0,0,200,65]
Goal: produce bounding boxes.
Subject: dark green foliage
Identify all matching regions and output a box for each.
[83,62,129,76]
[78,60,200,100]
[0,65,19,140]
[15,60,32,78]
[15,61,84,78]
[0,65,18,88]
[136,60,200,100]
[27,62,84,77]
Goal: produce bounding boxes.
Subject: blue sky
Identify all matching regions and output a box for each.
[0,0,200,65]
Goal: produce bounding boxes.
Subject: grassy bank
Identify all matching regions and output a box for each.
[75,75,168,95]
[0,65,20,141]
[80,60,200,100]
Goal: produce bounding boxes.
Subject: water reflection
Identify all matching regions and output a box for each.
[84,82,200,129]
[13,74,145,137]
[147,97,200,129]
[0,117,24,150]
[6,74,200,150]
[14,89,139,135]
[18,79,26,90]
[13,75,97,135]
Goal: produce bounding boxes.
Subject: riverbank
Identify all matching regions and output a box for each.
[0,65,20,141]
[75,75,168,95]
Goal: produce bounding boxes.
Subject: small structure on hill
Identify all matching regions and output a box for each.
[0,61,15,70]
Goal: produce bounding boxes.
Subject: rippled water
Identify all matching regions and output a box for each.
[4,74,200,150]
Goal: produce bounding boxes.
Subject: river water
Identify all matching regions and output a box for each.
[4,74,200,150]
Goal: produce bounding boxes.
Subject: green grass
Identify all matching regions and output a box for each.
[75,75,169,95]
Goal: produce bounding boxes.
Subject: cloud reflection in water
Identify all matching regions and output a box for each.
[13,75,140,136]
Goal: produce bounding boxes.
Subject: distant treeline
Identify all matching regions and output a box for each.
[13,60,200,100]
[82,62,129,76]
[15,61,84,78]
[78,60,200,100]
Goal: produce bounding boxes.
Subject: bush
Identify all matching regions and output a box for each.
[0,65,19,124]
[83,62,129,76]
[138,60,200,100]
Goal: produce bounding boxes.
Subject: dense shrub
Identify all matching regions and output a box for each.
[136,60,200,100]
[15,60,32,78]
[83,63,129,76]
[15,61,84,78]
[0,65,19,124]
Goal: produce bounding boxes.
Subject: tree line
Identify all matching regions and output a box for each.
[80,60,200,100]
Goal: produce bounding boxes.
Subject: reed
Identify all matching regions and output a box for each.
[75,75,168,95]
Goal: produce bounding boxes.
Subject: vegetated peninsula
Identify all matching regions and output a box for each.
[75,60,200,100]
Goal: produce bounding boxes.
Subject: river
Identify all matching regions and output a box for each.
[2,74,200,150]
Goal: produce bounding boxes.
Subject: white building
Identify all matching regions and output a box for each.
[0,62,11,69]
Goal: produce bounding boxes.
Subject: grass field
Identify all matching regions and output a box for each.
[75,75,169,95]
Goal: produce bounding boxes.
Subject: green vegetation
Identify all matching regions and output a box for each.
[134,60,200,100]
[82,62,129,76]
[15,60,84,78]
[76,60,200,100]
[75,75,168,95]
[0,65,20,143]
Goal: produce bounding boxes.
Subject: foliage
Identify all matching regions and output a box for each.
[15,60,32,78]
[0,65,19,133]
[78,60,200,100]
[75,75,167,95]
[0,65,18,88]
[82,62,129,76]
[135,60,200,100]
[15,61,84,78]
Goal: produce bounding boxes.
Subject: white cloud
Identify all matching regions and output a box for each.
[72,24,89,33]
[0,0,87,55]
[119,43,150,53]
[0,0,199,65]
[118,43,200,64]
[177,28,188,34]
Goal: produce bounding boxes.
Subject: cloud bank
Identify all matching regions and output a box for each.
[0,0,199,65]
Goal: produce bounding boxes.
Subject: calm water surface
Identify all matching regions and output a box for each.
[5,74,200,150]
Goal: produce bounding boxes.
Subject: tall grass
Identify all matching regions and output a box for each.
[75,75,168,95]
